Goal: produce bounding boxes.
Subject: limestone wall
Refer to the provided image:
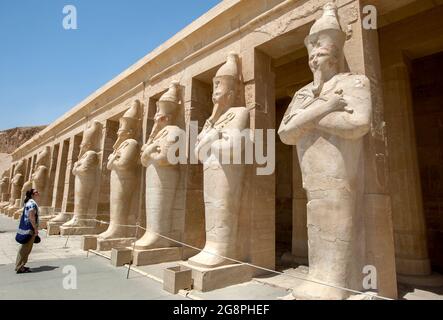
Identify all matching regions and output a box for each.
[3,0,437,298]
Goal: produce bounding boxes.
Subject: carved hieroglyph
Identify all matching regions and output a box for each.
[278,3,372,300]
[188,53,249,268]
[135,81,184,250]
[62,120,102,228]
[98,100,141,240]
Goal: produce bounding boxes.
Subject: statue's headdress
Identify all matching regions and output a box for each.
[215,52,240,81]
[157,81,181,116]
[305,2,346,54]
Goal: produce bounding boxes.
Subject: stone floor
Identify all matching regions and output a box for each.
[1,214,443,300]
[0,255,188,300]
[0,214,84,265]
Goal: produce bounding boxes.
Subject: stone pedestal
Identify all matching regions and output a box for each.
[47,212,73,235]
[38,207,56,229]
[131,247,182,266]
[81,235,98,251]
[96,238,135,252]
[163,266,193,294]
[180,262,253,292]
[7,200,21,217]
[111,248,132,267]
[47,223,61,235]
[60,222,108,236]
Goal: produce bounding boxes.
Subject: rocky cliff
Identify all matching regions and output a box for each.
[0,126,46,154]
[0,126,46,175]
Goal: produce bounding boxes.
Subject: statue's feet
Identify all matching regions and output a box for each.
[291,279,349,300]
[50,213,69,223]
[188,250,232,269]
[98,227,127,240]
[134,232,175,250]
[62,216,88,228]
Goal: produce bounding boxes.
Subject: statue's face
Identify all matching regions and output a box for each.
[113,140,138,168]
[155,101,176,124]
[79,142,92,156]
[212,76,235,106]
[114,119,134,150]
[154,113,169,125]
[309,45,337,74]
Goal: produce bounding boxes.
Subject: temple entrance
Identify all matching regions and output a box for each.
[275,96,293,264]
[254,21,314,269]
[379,4,443,285]
[411,51,443,274]
[273,52,312,268]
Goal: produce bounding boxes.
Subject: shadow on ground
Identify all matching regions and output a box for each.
[29,266,59,273]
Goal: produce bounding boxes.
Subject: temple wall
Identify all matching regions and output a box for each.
[3,0,442,298]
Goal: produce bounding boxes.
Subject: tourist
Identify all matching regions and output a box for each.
[15,189,40,274]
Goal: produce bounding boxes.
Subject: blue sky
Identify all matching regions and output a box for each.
[0,0,221,130]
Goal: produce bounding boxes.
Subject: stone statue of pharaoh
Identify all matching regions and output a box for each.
[278,3,372,300]
[98,100,141,240]
[0,172,10,207]
[0,171,9,204]
[188,53,249,268]
[63,120,102,228]
[14,178,33,217]
[32,147,50,189]
[135,81,183,250]
[32,146,51,204]
[8,160,25,210]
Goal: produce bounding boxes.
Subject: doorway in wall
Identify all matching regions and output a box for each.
[411,51,443,274]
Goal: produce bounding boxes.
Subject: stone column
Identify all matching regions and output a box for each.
[45,143,60,210]
[62,135,82,214]
[241,48,276,272]
[383,60,431,276]
[181,78,210,259]
[341,0,398,298]
[24,157,32,183]
[95,120,119,222]
[7,164,15,195]
[48,135,82,232]
[52,135,82,222]
[51,139,70,213]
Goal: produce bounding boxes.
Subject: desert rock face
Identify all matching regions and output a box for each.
[0,126,46,154]
[0,126,45,176]
[0,153,11,176]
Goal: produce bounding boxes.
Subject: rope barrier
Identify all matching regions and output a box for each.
[42,215,391,300]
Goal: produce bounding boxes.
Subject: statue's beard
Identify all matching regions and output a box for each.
[113,132,130,150]
[210,94,232,124]
[147,120,167,144]
[312,68,325,97]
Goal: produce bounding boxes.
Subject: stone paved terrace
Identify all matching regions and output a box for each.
[1,215,442,300]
